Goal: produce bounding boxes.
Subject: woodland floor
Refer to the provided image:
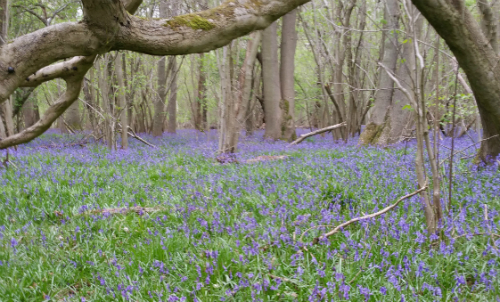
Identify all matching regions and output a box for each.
[0,129,499,301]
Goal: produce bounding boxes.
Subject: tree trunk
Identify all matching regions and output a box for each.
[166,56,178,134]
[196,53,207,131]
[115,52,128,149]
[359,0,400,145]
[22,92,40,129]
[0,0,13,137]
[218,44,235,153]
[226,31,262,151]
[152,56,167,136]
[152,0,170,137]
[65,100,81,131]
[262,22,282,140]
[83,69,97,131]
[280,10,298,142]
[411,0,500,162]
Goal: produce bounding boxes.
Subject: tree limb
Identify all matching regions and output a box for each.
[287,122,347,146]
[311,184,428,245]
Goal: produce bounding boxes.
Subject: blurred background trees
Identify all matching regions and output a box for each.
[1,0,496,157]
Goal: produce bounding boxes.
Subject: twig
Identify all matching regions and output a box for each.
[452,233,500,240]
[439,135,498,166]
[116,125,157,148]
[312,185,428,245]
[348,245,373,284]
[81,206,165,216]
[268,274,299,286]
[287,122,347,146]
[448,65,460,214]
[299,224,333,243]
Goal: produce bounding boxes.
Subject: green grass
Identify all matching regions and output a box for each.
[0,134,498,301]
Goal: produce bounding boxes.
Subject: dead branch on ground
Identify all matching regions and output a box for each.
[287,122,347,146]
[311,185,428,244]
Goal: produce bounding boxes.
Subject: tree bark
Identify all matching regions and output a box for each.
[226,31,262,151]
[359,0,400,145]
[152,56,167,136]
[280,9,298,142]
[115,52,128,149]
[166,56,178,134]
[262,22,282,140]
[411,0,500,162]
[196,53,208,131]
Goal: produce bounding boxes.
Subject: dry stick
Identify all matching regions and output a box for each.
[287,122,347,146]
[453,233,500,240]
[80,206,165,216]
[268,274,299,286]
[312,185,428,245]
[127,126,157,148]
[116,124,157,148]
[347,245,373,284]
[448,65,460,214]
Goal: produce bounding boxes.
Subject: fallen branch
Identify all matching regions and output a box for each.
[83,206,164,216]
[246,155,289,163]
[287,122,347,147]
[452,233,500,240]
[268,274,300,285]
[116,125,157,148]
[127,126,157,148]
[312,185,428,245]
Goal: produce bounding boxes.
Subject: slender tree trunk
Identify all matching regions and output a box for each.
[99,57,115,150]
[22,91,40,129]
[359,0,400,145]
[65,100,81,131]
[280,10,298,142]
[115,52,128,149]
[152,56,167,136]
[262,22,282,140]
[0,0,13,137]
[246,66,261,136]
[225,31,262,151]
[196,53,207,131]
[218,44,235,153]
[152,1,170,136]
[166,56,178,134]
[83,69,97,131]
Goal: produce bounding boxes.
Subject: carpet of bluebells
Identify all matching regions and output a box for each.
[0,129,499,302]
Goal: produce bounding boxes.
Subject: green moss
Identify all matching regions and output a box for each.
[359,123,382,146]
[165,14,215,30]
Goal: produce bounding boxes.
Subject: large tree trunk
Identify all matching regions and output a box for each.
[280,10,298,142]
[412,0,500,162]
[359,0,400,145]
[262,22,282,140]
